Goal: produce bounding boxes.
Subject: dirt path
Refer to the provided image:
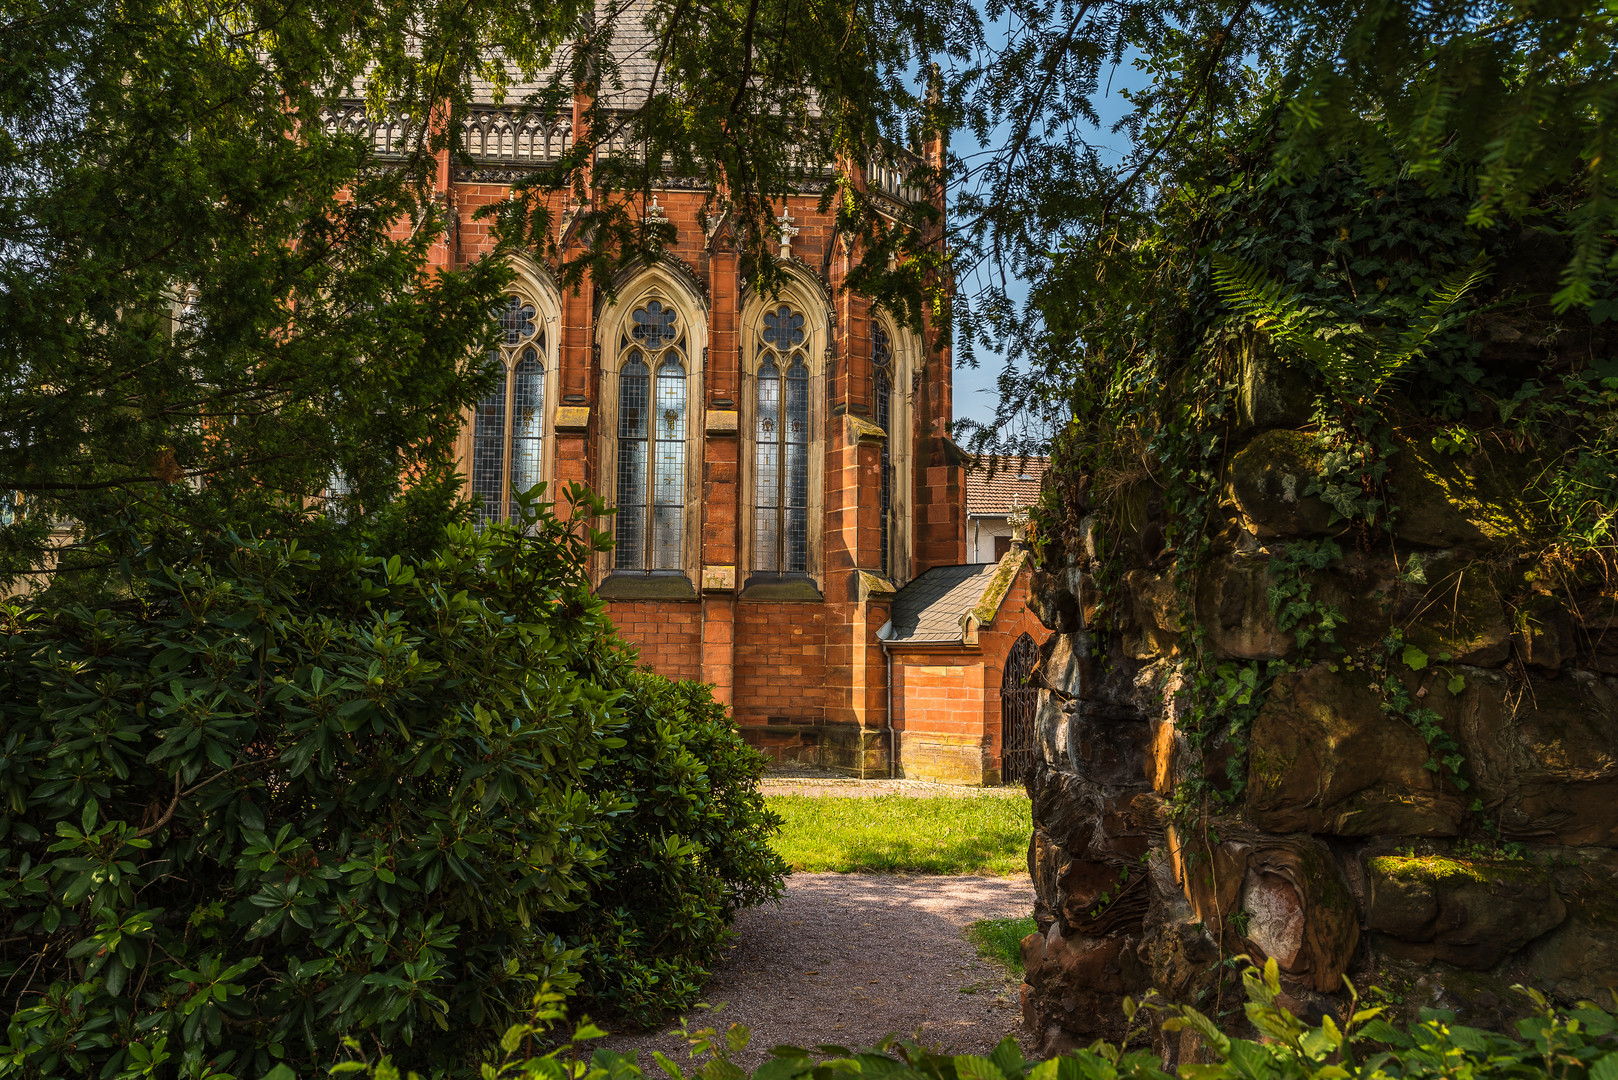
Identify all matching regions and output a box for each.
[596,873,1035,1069]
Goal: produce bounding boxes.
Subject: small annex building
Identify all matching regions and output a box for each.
[877,540,1046,786]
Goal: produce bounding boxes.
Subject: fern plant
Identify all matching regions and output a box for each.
[1211,252,1491,400]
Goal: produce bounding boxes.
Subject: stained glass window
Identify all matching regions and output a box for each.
[753,304,811,574]
[616,299,687,572]
[472,290,547,528]
[873,324,894,576]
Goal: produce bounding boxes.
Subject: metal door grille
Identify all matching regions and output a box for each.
[1000,632,1040,785]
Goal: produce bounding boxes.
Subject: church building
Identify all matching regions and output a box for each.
[334,49,1042,783]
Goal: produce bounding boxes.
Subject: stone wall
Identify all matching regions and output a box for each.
[1020,322,1618,1058]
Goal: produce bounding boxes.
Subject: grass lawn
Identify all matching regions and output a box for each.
[765,794,1032,875]
[966,916,1038,974]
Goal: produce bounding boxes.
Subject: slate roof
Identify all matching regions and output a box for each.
[966,456,1048,516]
[882,562,1003,644]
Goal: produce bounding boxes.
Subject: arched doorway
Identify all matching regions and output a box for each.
[1000,632,1039,785]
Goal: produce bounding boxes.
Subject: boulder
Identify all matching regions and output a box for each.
[1196,553,1293,660]
[1365,853,1566,969]
[1386,436,1549,551]
[1227,430,1338,539]
[1399,559,1512,666]
[1431,667,1618,845]
[1247,663,1467,836]
[1520,850,1618,1002]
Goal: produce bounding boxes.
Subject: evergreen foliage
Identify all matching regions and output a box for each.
[0,491,784,1079]
[344,960,1618,1080]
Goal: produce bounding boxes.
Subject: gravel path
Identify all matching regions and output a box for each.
[596,873,1036,1068]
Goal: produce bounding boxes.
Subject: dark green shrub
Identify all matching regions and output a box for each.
[561,674,785,1026]
[0,488,783,1079]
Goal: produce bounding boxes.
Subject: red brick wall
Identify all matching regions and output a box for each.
[891,660,987,740]
[732,602,829,724]
[605,600,702,682]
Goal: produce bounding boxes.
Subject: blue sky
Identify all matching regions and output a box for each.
[944,47,1144,434]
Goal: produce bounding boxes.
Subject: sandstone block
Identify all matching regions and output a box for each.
[1432,667,1618,845]
[1239,838,1360,993]
[1386,436,1549,551]
[1227,429,1338,539]
[1196,553,1292,660]
[1365,853,1565,969]
[1247,663,1466,836]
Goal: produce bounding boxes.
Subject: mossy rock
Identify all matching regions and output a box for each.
[1423,667,1618,846]
[1227,429,1338,539]
[1386,435,1551,550]
[1365,852,1565,969]
[1398,557,1511,666]
[1246,663,1466,837]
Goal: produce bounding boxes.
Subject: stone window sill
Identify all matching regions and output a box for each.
[738,575,823,602]
[596,573,698,601]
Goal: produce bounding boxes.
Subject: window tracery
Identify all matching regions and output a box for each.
[472,292,548,529]
[873,323,895,576]
[615,300,688,571]
[752,305,811,574]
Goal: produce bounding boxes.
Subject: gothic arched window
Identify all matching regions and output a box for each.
[472,292,549,529]
[616,299,687,571]
[752,305,811,574]
[873,323,895,576]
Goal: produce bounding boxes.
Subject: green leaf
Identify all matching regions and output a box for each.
[1403,645,1430,671]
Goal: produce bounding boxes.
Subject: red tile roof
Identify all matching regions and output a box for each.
[966,456,1048,516]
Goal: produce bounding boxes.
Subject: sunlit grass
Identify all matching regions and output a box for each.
[966,916,1039,974]
[765,794,1032,876]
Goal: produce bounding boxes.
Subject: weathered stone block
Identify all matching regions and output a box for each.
[1196,553,1292,660]
[1365,853,1565,969]
[1386,437,1549,551]
[1246,663,1466,836]
[1228,429,1338,539]
[1431,667,1618,845]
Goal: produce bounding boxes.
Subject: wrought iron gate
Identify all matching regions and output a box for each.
[1000,633,1040,785]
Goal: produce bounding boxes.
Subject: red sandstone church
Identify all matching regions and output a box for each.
[333,48,1045,784]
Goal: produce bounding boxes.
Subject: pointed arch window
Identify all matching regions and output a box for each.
[873,323,895,576]
[472,293,548,529]
[616,299,687,571]
[753,304,810,574]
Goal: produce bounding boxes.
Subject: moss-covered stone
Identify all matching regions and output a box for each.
[1387,435,1551,550]
[1246,663,1466,836]
[1365,852,1564,969]
[1424,667,1618,846]
[1227,429,1338,539]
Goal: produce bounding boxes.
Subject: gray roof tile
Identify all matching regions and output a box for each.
[883,563,1001,643]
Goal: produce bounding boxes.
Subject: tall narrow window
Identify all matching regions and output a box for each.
[472,293,549,529]
[615,300,687,571]
[873,324,894,576]
[753,305,810,573]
